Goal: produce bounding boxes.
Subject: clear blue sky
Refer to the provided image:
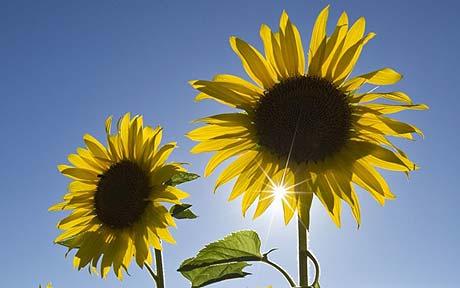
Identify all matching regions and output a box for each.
[1,0,458,287]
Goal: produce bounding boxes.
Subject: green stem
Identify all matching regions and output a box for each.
[154,249,165,288]
[144,262,158,285]
[298,218,308,287]
[261,257,296,287]
[307,251,320,286]
[144,249,166,288]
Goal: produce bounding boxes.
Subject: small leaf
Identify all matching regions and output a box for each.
[166,172,200,186]
[178,230,263,271]
[181,262,251,287]
[170,203,198,219]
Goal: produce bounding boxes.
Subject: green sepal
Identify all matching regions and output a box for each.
[170,203,198,219]
[165,171,199,186]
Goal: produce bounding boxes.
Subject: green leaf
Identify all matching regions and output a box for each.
[178,230,263,271]
[170,203,198,219]
[166,171,199,186]
[181,262,251,288]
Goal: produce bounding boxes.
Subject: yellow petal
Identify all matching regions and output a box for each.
[154,227,176,244]
[229,158,267,201]
[279,11,305,76]
[163,186,189,201]
[58,213,96,230]
[106,134,121,162]
[341,68,402,92]
[349,140,416,172]
[146,228,162,250]
[312,169,341,227]
[332,32,376,84]
[252,164,279,219]
[351,159,394,204]
[340,17,366,57]
[260,24,288,79]
[149,142,176,171]
[60,167,99,182]
[48,202,67,211]
[134,230,150,267]
[191,80,256,110]
[351,91,413,104]
[74,232,104,269]
[281,168,297,224]
[100,235,116,278]
[149,164,183,185]
[294,164,313,228]
[355,113,423,139]
[363,103,429,115]
[215,151,259,190]
[190,138,248,154]
[321,12,348,78]
[117,113,131,158]
[54,224,97,243]
[205,140,255,176]
[68,154,103,174]
[194,113,252,127]
[327,172,361,227]
[241,169,266,215]
[187,125,250,141]
[229,36,276,89]
[308,5,330,76]
[212,74,263,97]
[83,134,109,160]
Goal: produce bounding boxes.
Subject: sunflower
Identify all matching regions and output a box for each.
[188,6,427,227]
[49,113,189,279]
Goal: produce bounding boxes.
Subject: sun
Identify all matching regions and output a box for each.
[272,184,288,202]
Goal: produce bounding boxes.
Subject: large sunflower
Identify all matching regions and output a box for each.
[188,6,427,227]
[50,113,189,279]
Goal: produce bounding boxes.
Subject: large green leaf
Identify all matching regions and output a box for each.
[166,171,200,186]
[181,262,251,288]
[170,203,198,219]
[178,230,263,271]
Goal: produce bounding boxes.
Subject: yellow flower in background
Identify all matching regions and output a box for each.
[39,283,52,288]
[50,113,189,279]
[188,6,427,227]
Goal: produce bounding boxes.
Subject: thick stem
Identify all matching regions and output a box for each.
[298,218,308,287]
[154,249,165,288]
[261,257,296,287]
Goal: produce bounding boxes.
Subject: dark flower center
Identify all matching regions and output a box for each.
[254,75,352,163]
[95,160,151,229]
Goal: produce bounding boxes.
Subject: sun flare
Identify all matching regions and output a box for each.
[273,185,288,202]
[273,185,287,201]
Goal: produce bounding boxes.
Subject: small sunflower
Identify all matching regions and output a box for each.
[188,6,427,227]
[50,113,189,279]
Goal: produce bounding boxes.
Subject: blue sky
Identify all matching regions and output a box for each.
[1,0,458,287]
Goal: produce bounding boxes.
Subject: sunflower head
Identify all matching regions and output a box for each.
[188,6,427,227]
[50,113,190,279]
